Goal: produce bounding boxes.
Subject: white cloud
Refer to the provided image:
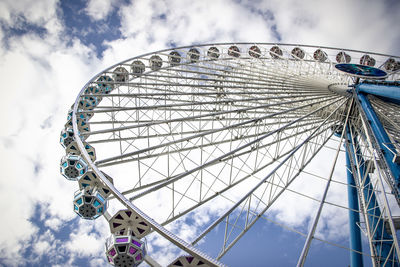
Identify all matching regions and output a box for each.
[117,0,277,46]
[0,146,40,263]
[45,217,63,231]
[0,0,59,36]
[0,1,105,265]
[255,0,400,54]
[32,230,55,255]
[85,0,114,21]
[113,0,400,55]
[0,0,399,266]
[65,227,104,257]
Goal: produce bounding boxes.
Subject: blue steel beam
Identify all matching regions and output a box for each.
[357,82,400,105]
[356,91,400,192]
[346,128,396,266]
[345,138,364,267]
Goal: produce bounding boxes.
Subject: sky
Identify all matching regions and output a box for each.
[0,0,400,266]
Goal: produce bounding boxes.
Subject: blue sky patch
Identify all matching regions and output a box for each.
[59,0,122,57]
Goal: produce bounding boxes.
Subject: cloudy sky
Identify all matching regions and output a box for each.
[0,0,400,266]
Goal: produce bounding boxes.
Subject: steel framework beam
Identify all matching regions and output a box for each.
[346,127,395,266]
[357,82,400,105]
[356,90,400,192]
[345,127,364,267]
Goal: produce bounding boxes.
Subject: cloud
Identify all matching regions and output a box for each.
[255,0,400,54]
[0,0,56,26]
[64,220,107,258]
[0,1,106,265]
[0,0,60,40]
[85,0,114,21]
[0,0,399,266]
[107,0,278,59]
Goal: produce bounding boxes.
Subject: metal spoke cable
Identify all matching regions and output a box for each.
[85,94,337,137]
[125,98,344,205]
[156,126,333,227]
[191,98,347,247]
[88,117,322,144]
[98,117,325,173]
[108,122,329,204]
[82,91,333,114]
[297,98,352,266]
[94,95,340,166]
[96,100,338,174]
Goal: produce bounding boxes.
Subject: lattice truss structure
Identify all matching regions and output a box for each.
[345,100,400,266]
[370,96,400,144]
[61,43,400,266]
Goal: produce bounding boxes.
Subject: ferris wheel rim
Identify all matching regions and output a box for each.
[70,42,400,266]
[81,43,400,89]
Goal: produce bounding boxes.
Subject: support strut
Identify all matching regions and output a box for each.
[346,127,396,266]
[345,135,364,267]
[356,88,400,194]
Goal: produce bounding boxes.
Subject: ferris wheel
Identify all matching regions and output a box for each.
[60,43,400,267]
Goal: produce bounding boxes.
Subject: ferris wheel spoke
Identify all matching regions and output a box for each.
[88,114,323,129]
[159,129,381,260]
[95,103,340,200]
[83,89,338,99]
[124,98,346,222]
[133,58,275,86]
[369,96,400,142]
[107,118,326,202]
[124,116,338,229]
[131,69,317,90]
[154,124,333,227]
[97,86,147,158]
[93,95,340,168]
[86,92,335,138]
[297,99,352,266]
[103,115,328,172]
[92,94,333,116]
[90,68,332,93]
[88,118,322,146]
[167,121,268,205]
[86,92,334,138]
[107,86,173,170]
[185,55,326,88]
[97,68,332,108]
[83,92,332,115]
[191,109,341,259]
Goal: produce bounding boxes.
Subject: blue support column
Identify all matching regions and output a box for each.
[346,128,396,266]
[356,90,400,192]
[345,140,363,267]
[357,82,400,105]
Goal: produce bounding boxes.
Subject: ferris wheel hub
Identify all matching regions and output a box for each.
[327,83,351,96]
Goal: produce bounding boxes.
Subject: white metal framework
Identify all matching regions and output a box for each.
[66,43,400,266]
